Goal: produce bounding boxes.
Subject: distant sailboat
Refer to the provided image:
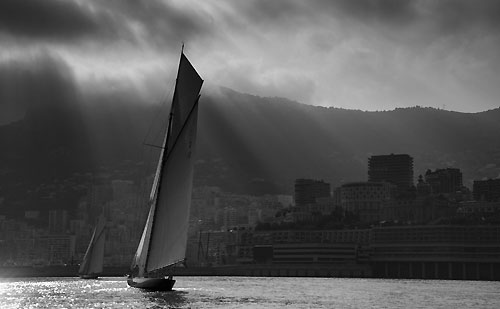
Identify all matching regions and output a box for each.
[79,215,106,279]
[127,48,203,291]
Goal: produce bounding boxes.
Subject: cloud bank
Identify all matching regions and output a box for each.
[1,0,500,125]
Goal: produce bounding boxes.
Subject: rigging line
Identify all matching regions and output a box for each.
[141,59,177,148]
[135,68,177,222]
[158,258,186,271]
[141,91,172,146]
[142,143,164,150]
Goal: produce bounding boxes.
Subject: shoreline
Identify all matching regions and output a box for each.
[1,263,499,281]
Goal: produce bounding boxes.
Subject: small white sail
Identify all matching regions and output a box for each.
[79,215,106,276]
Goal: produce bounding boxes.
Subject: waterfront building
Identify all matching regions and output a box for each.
[368,154,414,192]
[271,243,357,264]
[370,225,500,280]
[263,229,371,246]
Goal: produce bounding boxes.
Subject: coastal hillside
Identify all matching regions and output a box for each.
[1,86,499,214]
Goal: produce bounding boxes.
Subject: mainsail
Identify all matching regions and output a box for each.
[79,215,106,276]
[131,51,203,276]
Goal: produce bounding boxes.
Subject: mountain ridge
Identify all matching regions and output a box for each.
[1,87,499,214]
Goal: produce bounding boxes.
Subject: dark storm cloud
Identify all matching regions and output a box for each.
[426,0,500,33]
[0,0,99,41]
[325,0,500,39]
[230,0,416,27]
[2,0,499,113]
[0,0,211,47]
[235,0,500,36]
[311,0,500,28]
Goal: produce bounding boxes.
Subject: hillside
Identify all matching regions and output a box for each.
[197,87,500,192]
[1,86,499,214]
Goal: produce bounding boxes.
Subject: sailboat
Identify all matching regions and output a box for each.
[127,48,203,291]
[79,215,106,279]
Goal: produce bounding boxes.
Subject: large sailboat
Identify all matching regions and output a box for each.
[127,48,203,291]
[79,215,106,279]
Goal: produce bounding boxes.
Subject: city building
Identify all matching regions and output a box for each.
[294,179,330,207]
[473,178,500,202]
[36,234,76,265]
[370,225,500,280]
[339,182,395,223]
[424,168,463,194]
[457,201,500,215]
[368,154,414,192]
[271,243,358,264]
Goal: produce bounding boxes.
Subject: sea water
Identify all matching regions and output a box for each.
[1,276,499,308]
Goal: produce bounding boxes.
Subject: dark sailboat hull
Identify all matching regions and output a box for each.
[127,277,176,291]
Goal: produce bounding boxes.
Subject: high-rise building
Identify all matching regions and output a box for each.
[294,179,330,207]
[473,178,500,201]
[368,154,414,191]
[424,168,463,194]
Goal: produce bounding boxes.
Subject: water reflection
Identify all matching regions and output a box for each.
[143,290,188,308]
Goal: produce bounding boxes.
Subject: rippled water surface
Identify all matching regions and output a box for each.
[1,276,499,308]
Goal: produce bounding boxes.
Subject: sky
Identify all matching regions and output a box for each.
[1,0,500,125]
